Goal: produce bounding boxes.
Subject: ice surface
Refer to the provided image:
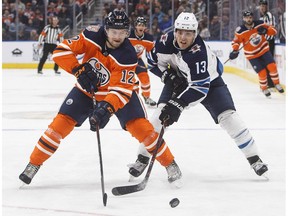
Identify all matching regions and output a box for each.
[2,69,286,216]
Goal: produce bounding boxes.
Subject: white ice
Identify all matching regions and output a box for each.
[2,69,286,216]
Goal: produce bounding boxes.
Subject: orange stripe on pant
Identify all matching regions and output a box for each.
[30,114,77,165]
[126,118,174,167]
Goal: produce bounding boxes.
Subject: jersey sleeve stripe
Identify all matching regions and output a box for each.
[52,51,74,59]
[58,43,71,50]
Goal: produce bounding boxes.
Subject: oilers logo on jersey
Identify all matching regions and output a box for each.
[134,44,145,54]
[88,58,111,86]
[250,33,262,47]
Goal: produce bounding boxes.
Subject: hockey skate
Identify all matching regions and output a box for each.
[19,163,41,185]
[166,160,183,188]
[128,154,150,178]
[275,84,284,93]
[248,156,268,178]
[143,96,157,107]
[262,89,271,98]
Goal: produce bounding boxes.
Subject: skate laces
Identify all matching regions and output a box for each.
[251,159,268,176]
[166,161,182,183]
[24,163,40,178]
[128,160,148,172]
[275,84,284,93]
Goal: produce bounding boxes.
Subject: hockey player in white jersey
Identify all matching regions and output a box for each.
[128,12,268,180]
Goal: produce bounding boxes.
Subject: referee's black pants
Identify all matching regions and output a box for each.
[38,43,59,72]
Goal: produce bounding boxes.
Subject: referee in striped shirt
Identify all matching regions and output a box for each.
[259,0,276,88]
[37,16,64,75]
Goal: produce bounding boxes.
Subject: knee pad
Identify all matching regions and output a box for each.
[218,110,247,138]
[126,118,155,142]
[266,62,277,73]
[48,113,77,139]
[218,110,258,157]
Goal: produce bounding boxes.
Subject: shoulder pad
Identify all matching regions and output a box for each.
[111,39,138,65]
[85,25,101,32]
[254,20,265,26]
[144,33,154,42]
[235,26,242,33]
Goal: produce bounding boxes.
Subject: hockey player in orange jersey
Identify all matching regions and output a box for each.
[229,10,284,98]
[129,17,157,107]
[19,11,182,185]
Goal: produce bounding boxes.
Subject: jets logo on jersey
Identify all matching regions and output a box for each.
[88,58,110,86]
[189,44,201,53]
[160,33,168,45]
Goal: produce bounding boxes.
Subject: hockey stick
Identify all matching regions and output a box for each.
[91,87,108,206]
[112,123,166,196]
[224,36,254,64]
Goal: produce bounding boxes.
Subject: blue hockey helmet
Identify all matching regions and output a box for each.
[135,17,147,26]
[105,10,130,30]
[243,10,254,17]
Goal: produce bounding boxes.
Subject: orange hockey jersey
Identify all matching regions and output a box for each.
[52,26,138,112]
[129,29,154,59]
[231,20,277,59]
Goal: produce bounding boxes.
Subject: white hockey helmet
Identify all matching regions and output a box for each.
[174,12,198,34]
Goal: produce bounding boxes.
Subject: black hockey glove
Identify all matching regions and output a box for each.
[161,68,188,96]
[72,63,101,93]
[89,101,115,131]
[229,50,239,60]
[257,26,267,35]
[159,98,188,127]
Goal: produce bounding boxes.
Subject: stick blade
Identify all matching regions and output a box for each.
[112,181,147,196]
[103,193,108,206]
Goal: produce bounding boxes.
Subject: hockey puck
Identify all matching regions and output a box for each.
[169,198,180,208]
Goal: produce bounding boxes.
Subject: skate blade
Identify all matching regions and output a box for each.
[170,179,183,189]
[19,182,27,189]
[261,173,269,181]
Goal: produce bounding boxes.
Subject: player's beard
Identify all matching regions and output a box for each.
[106,38,124,49]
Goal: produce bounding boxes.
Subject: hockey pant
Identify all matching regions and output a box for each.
[29,113,174,167]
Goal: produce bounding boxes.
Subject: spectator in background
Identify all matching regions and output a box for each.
[159,14,172,33]
[151,16,161,40]
[221,15,230,40]
[30,29,39,41]
[152,6,165,23]
[135,0,148,16]
[209,15,220,40]
[196,0,206,15]
[32,8,44,34]
[278,11,285,43]
[58,4,72,28]
[199,19,210,40]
